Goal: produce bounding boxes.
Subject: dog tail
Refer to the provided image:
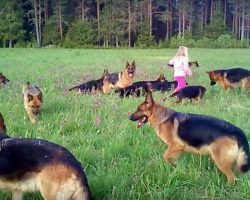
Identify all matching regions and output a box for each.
[68,85,79,91]
[236,132,250,173]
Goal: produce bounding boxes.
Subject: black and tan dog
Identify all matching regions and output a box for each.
[116,74,177,98]
[207,68,250,91]
[69,69,110,94]
[168,85,206,104]
[103,61,136,95]
[129,91,250,184]
[168,60,199,68]
[0,72,9,86]
[23,82,43,123]
[0,112,92,200]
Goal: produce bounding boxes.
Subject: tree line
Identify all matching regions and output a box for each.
[0,0,250,48]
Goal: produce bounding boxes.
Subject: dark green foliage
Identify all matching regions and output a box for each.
[64,20,97,48]
[42,19,62,46]
[205,12,229,40]
[0,0,24,47]
[136,23,156,48]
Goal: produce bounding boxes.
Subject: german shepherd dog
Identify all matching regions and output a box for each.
[116,74,177,98]
[0,112,92,200]
[0,72,9,86]
[103,61,136,95]
[169,85,206,104]
[129,91,250,184]
[207,68,250,91]
[23,82,43,123]
[168,60,199,68]
[68,69,110,94]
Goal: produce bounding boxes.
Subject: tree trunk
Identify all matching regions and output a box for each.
[58,0,63,41]
[238,3,240,40]
[81,0,85,21]
[38,0,42,45]
[170,0,173,38]
[128,0,131,47]
[201,2,204,32]
[97,0,100,45]
[9,40,12,48]
[232,3,236,35]
[188,0,192,34]
[224,0,227,25]
[182,3,185,40]
[115,36,119,47]
[247,17,250,40]
[210,0,213,24]
[241,5,245,42]
[178,2,182,38]
[34,0,41,47]
[205,0,208,28]
[44,0,48,23]
[148,0,152,37]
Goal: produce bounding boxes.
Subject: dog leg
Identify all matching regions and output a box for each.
[210,138,238,185]
[163,144,183,167]
[219,78,229,90]
[12,191,23,200]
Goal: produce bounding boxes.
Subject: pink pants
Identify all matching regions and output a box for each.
[174,76,186,92]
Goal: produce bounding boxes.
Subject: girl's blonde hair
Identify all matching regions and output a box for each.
[175,46,188,58]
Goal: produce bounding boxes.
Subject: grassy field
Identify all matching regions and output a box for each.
[0,48,250,200]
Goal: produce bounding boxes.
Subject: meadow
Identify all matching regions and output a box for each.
[0,48,250,200]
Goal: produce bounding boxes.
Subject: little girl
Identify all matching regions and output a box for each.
[168,46,192,92]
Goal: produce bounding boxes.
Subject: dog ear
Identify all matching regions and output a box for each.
[132,60,136,67]
[0,112,6,133]
[126,61,130,67]
[145,91,154,104]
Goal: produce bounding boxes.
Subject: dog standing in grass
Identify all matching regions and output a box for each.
[23,82,43,123]
[0,112,92,200]
[129,91,250,184]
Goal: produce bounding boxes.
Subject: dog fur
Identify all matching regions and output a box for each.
[23,82,43,123]
[69,69,110,94]
[129,92,250,184]
[207,68,250,91]
[0,73,9,86]
[169,85,206,104]
[103,61,136,95]
[116,74,177,98]
[0,112,92,200]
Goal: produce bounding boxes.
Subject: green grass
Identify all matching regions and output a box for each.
[0,48,250,200]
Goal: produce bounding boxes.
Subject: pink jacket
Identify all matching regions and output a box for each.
[169,58,192,77]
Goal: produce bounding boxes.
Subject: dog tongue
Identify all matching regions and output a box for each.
[137,121,143,128]
[137,117,146,128]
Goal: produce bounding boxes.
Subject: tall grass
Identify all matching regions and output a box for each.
[0,48,250,200]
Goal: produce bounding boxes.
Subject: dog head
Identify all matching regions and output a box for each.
[206,71,220,85]
[192,61,199,67]
[129,91,154,128]
[0,73,9,85]
[0,112,6,134]
[156,74,167,82]
[24,83,43,115]
[102,69,110,80]
[125,60,136,77]
[27,93,43,115]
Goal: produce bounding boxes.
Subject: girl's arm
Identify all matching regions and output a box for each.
[183,61,192,77]
[168,58,175,68]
